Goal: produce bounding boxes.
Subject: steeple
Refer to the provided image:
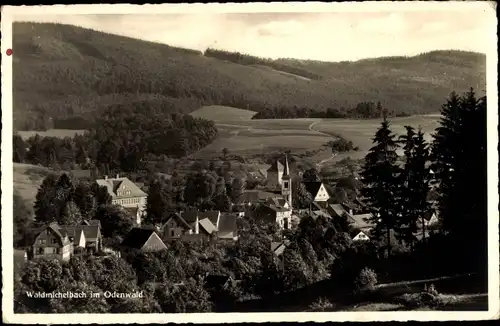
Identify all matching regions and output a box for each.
[281,154,292,209]
[282,154,290,179]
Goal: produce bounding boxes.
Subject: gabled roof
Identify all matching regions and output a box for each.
[121,228,157,249]
[60,226,86,244]
[81,219,101,227]
[266,204,291,213]
[95,176,147,198]
[239,190,284,204]
[266,197,288,208]
[199,211,220,226]
[350,213,374,230]
[40,223,71,246]
[165,213,193,230]
[267,160,284,173]
[218,213,238,233]
[198,218,217,235]
[271,240,290,256]
[180,211,198,224]
[302,182,323,196]
[328,204,347,217]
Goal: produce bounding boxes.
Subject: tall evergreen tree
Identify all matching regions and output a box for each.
[145,180,171,227]
[13,135,27,163]
[34,174,59,223]
[431,89,487,271]
[360,115,401,257]
[397,126,431,248]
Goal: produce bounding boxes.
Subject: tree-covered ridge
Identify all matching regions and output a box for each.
[14,106,219,172]
[13,22,485,130]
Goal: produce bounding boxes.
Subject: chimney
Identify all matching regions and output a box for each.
[116,174,120,179]
[349,209,353,216]
[104,175,108,180]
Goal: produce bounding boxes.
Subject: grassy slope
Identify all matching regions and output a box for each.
[190,105,257,122]
[14,163,59,211]
[192,115,439,162]
[13,22,486,130]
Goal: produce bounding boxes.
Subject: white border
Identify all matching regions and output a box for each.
[2,2,498,323]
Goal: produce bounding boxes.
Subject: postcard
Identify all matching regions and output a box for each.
[1,2,498,323]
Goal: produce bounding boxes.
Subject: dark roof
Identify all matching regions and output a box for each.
[328,204,347,217]
[267,160,284,172]
[181,211,198,224]
[341,202,357,210]
[81,219,101,227]
[165,213,192,230]
[204,274,232,290]
[302,182,323,196]
[349,214,375,230]
[45,223,71,246]
[121,228,155,249]
[218,213,238,233]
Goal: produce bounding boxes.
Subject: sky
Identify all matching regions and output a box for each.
[10,3,496,62]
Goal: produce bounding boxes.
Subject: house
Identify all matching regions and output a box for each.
[162,210,238,242]
[271,240,290,269]
[266,158,285,191]
[302,181,330,203]
[57,220,103,253]
[121,228,168,253]
[96,174,147,225]
[217,213,240,241]
[416,210,439,228]
[204,274,235,293]
[349,213,375,233]
[327,204,349,218]
[350,229,370,242]
[32,223,74,262]
[253,203,292,230]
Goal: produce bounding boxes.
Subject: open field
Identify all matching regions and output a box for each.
[14,163,58,211]
[194,114,440,163]
[17,129,86,140]
[189,105,257,122]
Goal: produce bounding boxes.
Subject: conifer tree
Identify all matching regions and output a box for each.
[360,115,401,257]
[398,127,432,248]
[431,89,487,271]
[145,180,171,227]
[34,174,59,223]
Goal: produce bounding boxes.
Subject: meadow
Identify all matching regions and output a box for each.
[17,129,86,140]
[190,106,440,164]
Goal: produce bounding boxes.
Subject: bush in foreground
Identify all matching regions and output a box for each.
[355,267,378,291]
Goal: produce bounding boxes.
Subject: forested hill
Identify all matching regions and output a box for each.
[13,22,486,130]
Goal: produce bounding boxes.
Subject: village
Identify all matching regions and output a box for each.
[27,154,439,267]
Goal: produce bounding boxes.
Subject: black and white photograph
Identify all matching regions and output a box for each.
[1,2,498,323]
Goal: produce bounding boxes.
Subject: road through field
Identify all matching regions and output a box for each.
[308,121,339,168]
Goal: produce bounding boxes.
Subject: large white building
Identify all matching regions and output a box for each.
[96,175,147,225]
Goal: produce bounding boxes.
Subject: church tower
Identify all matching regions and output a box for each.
[281,154,292,209]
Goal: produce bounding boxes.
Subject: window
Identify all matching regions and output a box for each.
[283,181,289,189]
[39,239,46,245]
[170,230,175,237]
[52,238,57,244]
[56,248,61,254]
[38,248,44,254]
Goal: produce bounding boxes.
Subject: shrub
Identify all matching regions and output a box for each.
[309,297,334,312]
[355,267,378,290]
[396,284,442,309]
